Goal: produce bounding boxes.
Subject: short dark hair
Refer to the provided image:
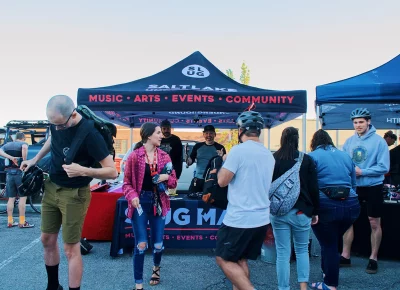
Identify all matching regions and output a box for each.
[243,128,260,137]
[384,130,397,140]
[15,132,25,140]
[310,129,335,152]
[160,119,171,128]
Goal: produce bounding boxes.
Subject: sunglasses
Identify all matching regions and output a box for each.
[53,109,75,130]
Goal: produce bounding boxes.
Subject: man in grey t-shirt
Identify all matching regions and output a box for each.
[216,111,274,290]
[186,125,226,198]
[0,132,34,228]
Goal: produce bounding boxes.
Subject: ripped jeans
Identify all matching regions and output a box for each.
[131,190,166,284]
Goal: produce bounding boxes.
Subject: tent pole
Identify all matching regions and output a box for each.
[268,128,271,150]
[130,128,133,148]
[316,106,320,131]
[302,114,307,152]
[336,130,339,148]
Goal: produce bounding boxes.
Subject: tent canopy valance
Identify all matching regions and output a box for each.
[316,54,400,129]
[77,51,307,129]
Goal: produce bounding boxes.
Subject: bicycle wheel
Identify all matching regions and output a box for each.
[29,188,43,214]
[0,182,7,214]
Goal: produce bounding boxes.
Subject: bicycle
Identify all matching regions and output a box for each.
[0,175,44,214]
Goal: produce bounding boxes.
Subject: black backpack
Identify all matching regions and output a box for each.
[201,156,228,209]
[64,105,117,166]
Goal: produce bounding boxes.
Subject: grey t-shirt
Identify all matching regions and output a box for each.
[1,141,28,168]
[222,140,275,228]
[190,142,226,179]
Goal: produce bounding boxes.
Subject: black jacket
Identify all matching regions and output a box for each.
[272,151,319,217]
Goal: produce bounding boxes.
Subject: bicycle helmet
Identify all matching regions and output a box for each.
[236,111,265,130]
[19,165,44,197]
[350,108,371,120]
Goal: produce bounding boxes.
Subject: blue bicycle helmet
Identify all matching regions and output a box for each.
[236,111,265,130]
[350,108,371,120]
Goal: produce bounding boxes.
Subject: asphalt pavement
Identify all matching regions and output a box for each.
[1,211,400,290]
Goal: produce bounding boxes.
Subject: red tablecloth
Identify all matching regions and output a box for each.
[82,191,124,241]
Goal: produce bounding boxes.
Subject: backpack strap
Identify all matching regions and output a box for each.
[292,152,304,171]
[64,120,94,165]
[297,152,304,164]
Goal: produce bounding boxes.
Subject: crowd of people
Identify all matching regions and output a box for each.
[121,106,390,290]
[2,95,394,290]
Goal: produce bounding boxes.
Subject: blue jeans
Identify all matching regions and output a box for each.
[312,196,360,287]
[270,208,311,290]
[131,191,166,284]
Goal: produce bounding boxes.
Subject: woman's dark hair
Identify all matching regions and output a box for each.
[384,130,397,140]
[310,129,335,152]
[133,122,159,150]
[274,127,299,160]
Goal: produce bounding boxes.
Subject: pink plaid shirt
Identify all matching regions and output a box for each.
[123,146,177,219]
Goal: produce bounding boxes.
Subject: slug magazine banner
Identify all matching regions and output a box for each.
[110,197,225,257]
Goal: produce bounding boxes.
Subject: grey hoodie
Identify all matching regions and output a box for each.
[343,125,389,187]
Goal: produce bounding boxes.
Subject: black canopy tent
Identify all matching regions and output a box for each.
[77,51,307,130]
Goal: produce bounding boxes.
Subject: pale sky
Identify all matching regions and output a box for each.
[1,0,399,127]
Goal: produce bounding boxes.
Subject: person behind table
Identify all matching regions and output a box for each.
[383,131,397,184]
[389,135,400,186]
[186,125,226,199]
[383,130,397,147]
[123,122,177,290]
[20,95,118,290]
[309,129,360,290]
[159,119,183,195]
[269,127,319,290]
[0,132,34,228]
[216,111,275,290]
[340,108,389,274]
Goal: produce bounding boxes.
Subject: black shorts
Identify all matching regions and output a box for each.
[357,184,383,218]
[216,224,268,262]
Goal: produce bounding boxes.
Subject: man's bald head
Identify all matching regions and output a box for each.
[46,95,75,118]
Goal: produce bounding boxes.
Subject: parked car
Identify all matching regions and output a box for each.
[119,140,198,192]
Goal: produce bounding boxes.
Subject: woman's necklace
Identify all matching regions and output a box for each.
[145,150,158,176]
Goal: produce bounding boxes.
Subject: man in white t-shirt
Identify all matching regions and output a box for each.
[216,111,275,290]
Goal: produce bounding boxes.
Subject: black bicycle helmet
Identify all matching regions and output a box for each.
[19,165,44,197]
[350,108,371,120]
[236,111,265,130]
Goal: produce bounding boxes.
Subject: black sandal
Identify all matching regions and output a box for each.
[149,266,160,286]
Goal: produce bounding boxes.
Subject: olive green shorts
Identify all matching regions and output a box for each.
[41,179,91,244]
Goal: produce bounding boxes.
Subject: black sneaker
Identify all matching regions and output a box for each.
[339,256,351,267]
[46,284,63,290]
[366,259,378,274]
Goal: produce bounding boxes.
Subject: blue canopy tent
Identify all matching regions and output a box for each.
[316,54,400,130]
[77,51,307,130]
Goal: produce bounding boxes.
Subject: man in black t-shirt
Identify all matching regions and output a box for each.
[159,120,183,196]
[21,95,118,290]
[390,139,400,186]
[186,125,226,198]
